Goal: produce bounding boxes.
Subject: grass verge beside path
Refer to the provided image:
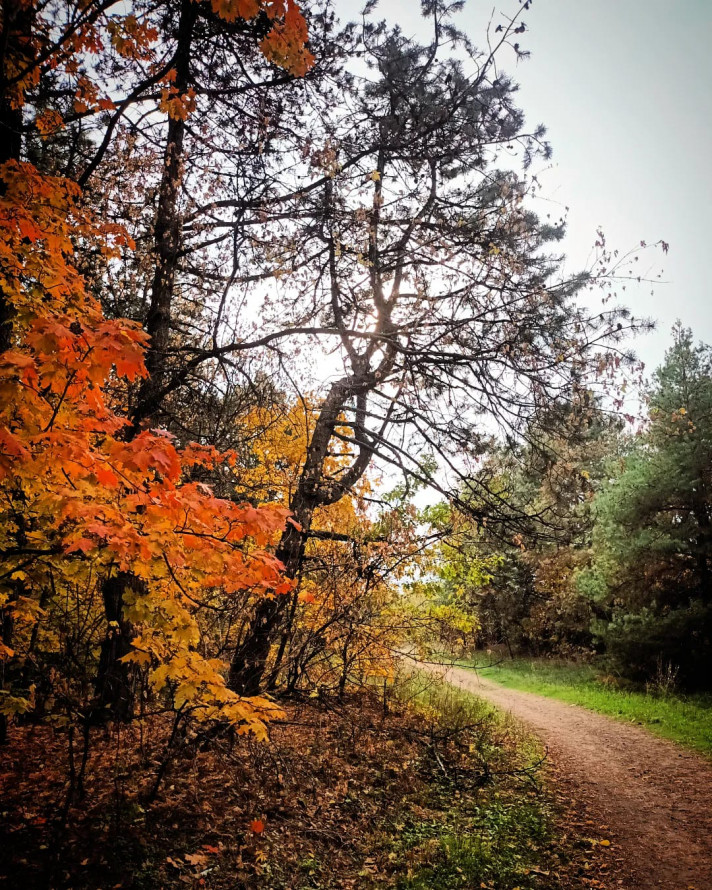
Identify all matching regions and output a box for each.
[391,670,612,889]
[452,657,712,758]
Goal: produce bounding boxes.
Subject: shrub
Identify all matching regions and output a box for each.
[601,601,712,689]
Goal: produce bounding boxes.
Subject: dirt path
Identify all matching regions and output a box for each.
[427,663,712,890]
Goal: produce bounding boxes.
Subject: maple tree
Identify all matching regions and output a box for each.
[0,156,291,743]
[0,0,314,742]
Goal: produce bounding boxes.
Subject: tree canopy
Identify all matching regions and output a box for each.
[0,0,671,761]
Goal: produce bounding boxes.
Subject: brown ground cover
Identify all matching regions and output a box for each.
[0,681,617,890]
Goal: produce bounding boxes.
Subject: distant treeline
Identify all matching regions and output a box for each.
[423,325,712,690]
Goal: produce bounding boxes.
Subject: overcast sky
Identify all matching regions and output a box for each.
[356,0,712,375]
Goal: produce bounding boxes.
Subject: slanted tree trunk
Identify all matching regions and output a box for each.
[228,508,311,696]
[229,377,374,696]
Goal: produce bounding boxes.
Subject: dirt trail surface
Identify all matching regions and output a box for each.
[426,663,712,890]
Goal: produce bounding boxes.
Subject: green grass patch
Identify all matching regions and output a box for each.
[392,798,552,890]
[387,670,562,889]
[453,656,712,757]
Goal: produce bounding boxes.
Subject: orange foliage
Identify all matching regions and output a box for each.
[0,163,290,734]
[0,0,314,736]
[0,0,319,739]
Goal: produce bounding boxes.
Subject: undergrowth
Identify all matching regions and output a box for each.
[388,671,552,889]
[0,671,613,889]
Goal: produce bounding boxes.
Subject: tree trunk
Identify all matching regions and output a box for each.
[228,515,310,696]
[93,572,142,722]
[229,375,373,696]
[93,0,196,716]
[0,0,33,349]
[129,0,196,434]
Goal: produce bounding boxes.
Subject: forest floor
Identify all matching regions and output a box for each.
[0,676,620,890]
[425,662,712,890]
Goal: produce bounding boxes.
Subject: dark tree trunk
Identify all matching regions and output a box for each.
[93,0,196,716]
[229,375,374,696]
[266,589,300,690]
[93,572,142,722]
[130,0,196,434]
[228,511,311,696]
[0,0,33,350]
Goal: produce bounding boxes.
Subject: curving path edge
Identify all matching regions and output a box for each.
[422,662,712,890]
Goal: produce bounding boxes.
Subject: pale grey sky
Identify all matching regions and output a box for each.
[351,0,712,374]
[508,0,712,372]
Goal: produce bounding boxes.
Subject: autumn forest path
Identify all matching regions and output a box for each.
[424,663,712,890]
